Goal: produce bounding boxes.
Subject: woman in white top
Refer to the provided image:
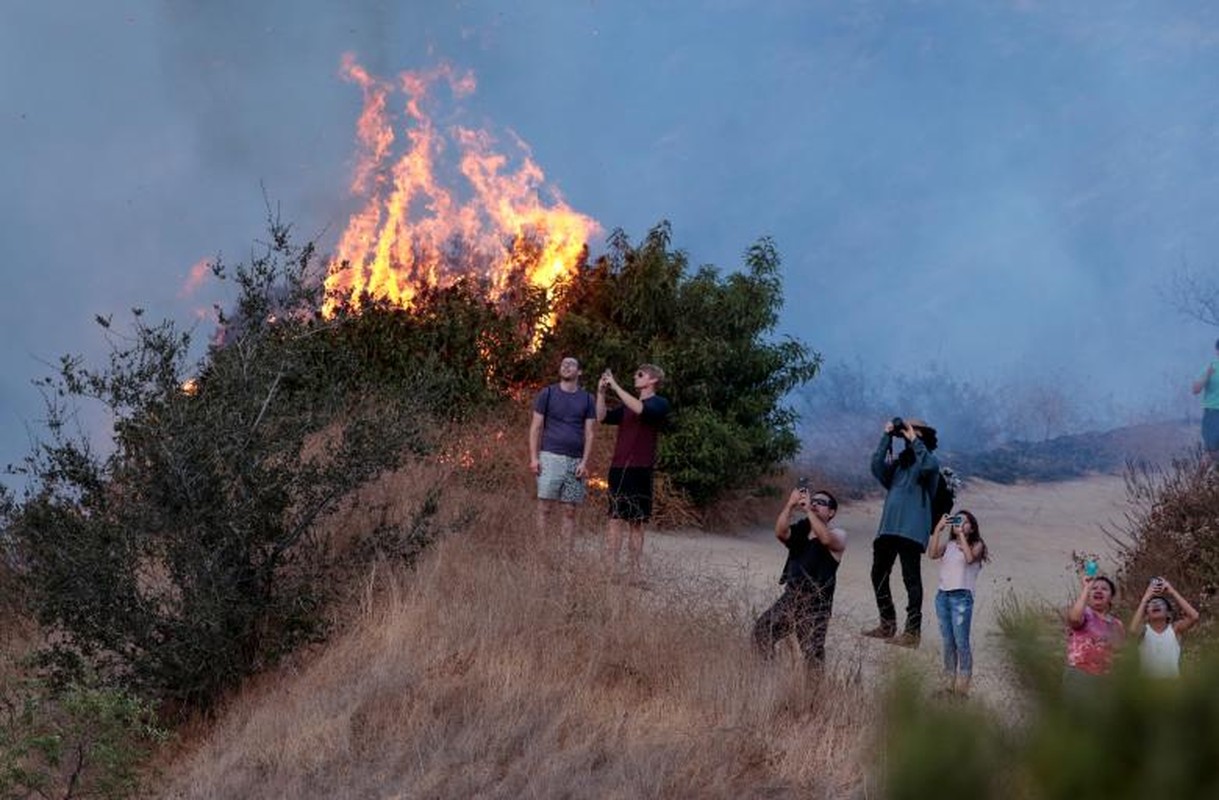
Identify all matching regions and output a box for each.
[928,510,989,697]
[1128,577,1200,678]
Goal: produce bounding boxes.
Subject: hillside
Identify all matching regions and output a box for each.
[155,473,1138,798]
[803,419,1200,495]
[949,419,1198,484]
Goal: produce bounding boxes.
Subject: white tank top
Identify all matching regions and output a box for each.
[1139,624,1181,678]
[937,540,981,593]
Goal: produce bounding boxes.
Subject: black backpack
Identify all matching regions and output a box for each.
[931,466,959,522]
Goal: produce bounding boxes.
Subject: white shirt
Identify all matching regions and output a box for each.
[1139,624,1181,678]
[937,539,982,592]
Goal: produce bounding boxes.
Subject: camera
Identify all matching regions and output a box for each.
[947,515,964,525]
[890,416,905,434]
[796,476,809,493]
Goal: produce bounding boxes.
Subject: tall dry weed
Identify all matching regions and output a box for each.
[1113,451,1219,626]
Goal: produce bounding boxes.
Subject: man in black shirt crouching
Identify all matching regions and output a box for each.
[752,485,847,665]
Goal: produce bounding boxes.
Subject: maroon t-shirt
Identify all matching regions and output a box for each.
[603,395,671,468]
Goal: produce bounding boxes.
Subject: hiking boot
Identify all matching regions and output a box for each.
[886,632,921,649]
[860,624,896,640]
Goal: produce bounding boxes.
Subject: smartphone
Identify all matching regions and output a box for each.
[1084,559,1099,578]
[947,515,964,525]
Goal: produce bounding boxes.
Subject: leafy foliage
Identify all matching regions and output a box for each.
[545,222,820,505]
[7,216,433,707]
[0,675,165,800]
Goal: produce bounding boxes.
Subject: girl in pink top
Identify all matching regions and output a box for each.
[1064,573,1124,696]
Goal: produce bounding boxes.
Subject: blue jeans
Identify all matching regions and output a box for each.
[935,589,975,677]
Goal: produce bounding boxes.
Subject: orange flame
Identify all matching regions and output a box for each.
[323,56,599,320]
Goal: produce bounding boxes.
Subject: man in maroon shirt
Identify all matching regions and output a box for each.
[597,363,671,577]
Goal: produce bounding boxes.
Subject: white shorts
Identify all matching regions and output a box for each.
[537,452,586,503]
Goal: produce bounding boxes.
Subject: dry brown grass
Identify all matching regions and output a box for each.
[156,479,879,799]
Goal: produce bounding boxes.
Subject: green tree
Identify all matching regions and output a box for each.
[545,222,820,505]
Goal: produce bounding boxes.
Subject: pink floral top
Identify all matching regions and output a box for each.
[1066,606,1125,675]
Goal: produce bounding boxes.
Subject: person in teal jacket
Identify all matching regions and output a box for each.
[1192,338,1219,466]
[861,417,941,648]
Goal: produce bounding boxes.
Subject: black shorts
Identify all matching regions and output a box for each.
[607,466,654,522]
[1204,408,1219,452]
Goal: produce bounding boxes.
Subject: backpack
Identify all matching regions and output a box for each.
[931,466,960,522]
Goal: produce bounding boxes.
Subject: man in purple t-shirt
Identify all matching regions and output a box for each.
[596,363,671,576]
[529,356,596,542]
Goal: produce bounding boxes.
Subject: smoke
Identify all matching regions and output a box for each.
[2,0,1219,488]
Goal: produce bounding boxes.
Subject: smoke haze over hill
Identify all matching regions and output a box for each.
[3,1,1218,482]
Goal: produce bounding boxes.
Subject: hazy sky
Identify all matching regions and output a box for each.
[3,0,1218,479]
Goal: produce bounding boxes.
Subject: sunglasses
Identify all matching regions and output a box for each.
[809,498,831,508]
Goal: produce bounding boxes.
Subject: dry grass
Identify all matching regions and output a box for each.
[156,487,879,799]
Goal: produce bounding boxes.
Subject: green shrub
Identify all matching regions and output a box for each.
[7,216,432,708]
[1,676,166,800]
[883,598,1219,799]
[545,222,820,505]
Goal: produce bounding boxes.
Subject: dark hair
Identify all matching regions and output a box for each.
[813,489,838,511]
[1214,337,1219,351]
[916,427,938,451]
[958,510,989,562]
[1147,595,1176,620]
[1094,576,1117,597]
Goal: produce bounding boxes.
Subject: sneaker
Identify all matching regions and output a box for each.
[860,624,896,640]
[886,632,921,649]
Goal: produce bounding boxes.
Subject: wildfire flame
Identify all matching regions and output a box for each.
[323,55,599,321]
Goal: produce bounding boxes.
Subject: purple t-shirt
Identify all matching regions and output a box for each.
[533,384,595,459]
[604,395,671,468]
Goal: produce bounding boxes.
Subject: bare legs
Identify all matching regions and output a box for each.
[606,518,645,576]
[536,499,577,545]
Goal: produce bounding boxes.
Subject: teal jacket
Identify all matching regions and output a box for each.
[871,434,941,550]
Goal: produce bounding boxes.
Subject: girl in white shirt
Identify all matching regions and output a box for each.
[928,510,989,696]
[1128,577,1200,678]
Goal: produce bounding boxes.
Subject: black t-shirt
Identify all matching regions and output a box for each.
[779,517,841,592]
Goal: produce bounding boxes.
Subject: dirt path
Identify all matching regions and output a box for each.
[646,475,1132,707]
